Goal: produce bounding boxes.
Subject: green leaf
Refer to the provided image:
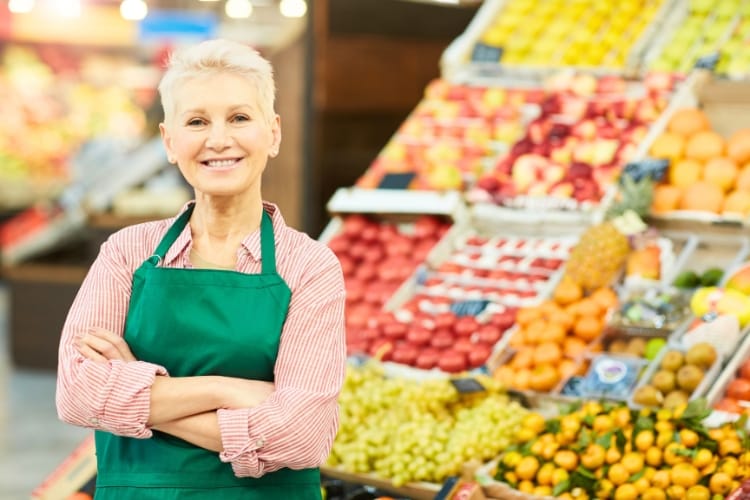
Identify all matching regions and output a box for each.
[559,401,583,415]
[736,414,748,431]
[698,438,718,453]
[545,418,561,435]
[596,431,614,449]
[674,447,696,458]
[583,414,595,428]
[615,429,627,451]
[553,479,571,496]
[519,441,534,456]
[570,468,598,496]
[681,398,712,421]
[628,469,646,483]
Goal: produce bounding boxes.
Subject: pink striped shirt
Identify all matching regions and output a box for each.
[56,201,346,478]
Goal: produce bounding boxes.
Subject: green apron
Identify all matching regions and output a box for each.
[94,204,321,499]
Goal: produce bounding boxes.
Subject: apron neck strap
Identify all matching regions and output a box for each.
[260,210,276,274]
[150,204,277,274]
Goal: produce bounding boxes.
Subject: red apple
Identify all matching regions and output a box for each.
[430,329,454,349]
[391,345,419,366]
[727,379,750,402]
[476,324,502,345]
[467,343,493,368]
[739,359,750,380]
[406,326,432,346]
[415,348,441,370]
[438,350,468,373]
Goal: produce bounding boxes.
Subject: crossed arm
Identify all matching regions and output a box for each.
[76,327,274,452]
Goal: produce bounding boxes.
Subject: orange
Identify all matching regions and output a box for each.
[652,184,682,213]
[679,181,724,212]
[590,287,619,310]
[723,190,750,215]
[559,359,580,379]
[667,108,711,137]
[510,348,534,370]
[727,128,750,165]
[541,322,567,343]
[573,315,602,341]
[649,131,685,161]
[493,365,515,386]
[563,336,588,358]
[703,157,738,192]
[528,364,560,392]
[575,298,603,318]
[553,276,583,305]
[512,368,532,390]
[525,319,548,344]
[539,299,564,318]
[548,309,574,330]
[668,158,702,188]
[736,164,750,191]
[516,306,542,327]
[685,130,725,162]
[533,341,563,365]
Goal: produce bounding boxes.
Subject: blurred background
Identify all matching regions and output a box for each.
[0,0,480,497]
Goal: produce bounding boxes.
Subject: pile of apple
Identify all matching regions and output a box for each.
[355,79,545,191]
[470,73,678,209]
[648,0,740,74]
[345,233,575,373]
[327,214,450,349]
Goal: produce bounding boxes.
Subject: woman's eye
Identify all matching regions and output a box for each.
[232,114,250,123]
[187,118,205,126]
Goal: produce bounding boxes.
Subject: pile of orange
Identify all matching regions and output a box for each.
[650,107,750,216]
[492,276,617,393]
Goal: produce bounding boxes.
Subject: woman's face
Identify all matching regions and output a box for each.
[159,72,280,199]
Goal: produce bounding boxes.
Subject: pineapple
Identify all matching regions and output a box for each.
[564,220,630,292]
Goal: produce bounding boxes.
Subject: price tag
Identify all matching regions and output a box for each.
[622,158,669,183]
[694,52,720,71]
[471,42,504,63]
[450,377,486,394]
[377,172,416,190]
[434,476,459,500]
[449,299,490,317]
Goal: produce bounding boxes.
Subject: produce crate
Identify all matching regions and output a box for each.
[638,71,750,227]
[320,466,440,500]
[441,0,678,80]
[627,340,724,410]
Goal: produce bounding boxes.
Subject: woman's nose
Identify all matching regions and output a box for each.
[206,124,231,149]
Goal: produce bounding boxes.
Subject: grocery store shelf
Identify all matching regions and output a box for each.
[320,466,440,500]
[327,187,466,217]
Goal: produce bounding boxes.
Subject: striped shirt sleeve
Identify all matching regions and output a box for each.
[55,229,168,438]
[217,242,346,477]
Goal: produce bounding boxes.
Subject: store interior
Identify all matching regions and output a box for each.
[3,0,750,499]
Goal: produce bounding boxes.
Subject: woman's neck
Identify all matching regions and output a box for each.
[189,194,264,265]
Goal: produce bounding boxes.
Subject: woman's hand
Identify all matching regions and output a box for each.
[75,327,136,363]
[217,377,275,409]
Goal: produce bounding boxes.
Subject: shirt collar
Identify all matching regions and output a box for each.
[162,201,285,266]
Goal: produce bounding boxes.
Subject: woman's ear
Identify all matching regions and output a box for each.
[159,123,176,164]
[270,115,281,158]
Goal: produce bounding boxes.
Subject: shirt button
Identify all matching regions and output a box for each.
[89,417,99,425]
[255,438,265,448]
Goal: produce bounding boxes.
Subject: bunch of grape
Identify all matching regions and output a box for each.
[328,362,528,486]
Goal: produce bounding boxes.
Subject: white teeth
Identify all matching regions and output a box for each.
[205,159,237,168]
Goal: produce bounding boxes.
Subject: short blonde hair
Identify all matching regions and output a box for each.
[158,39,276,125]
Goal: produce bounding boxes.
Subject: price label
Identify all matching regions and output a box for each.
[450,377,486,394]
[377,172,416,190]
[449,299,490,317]
[434,476,459,500]
[694,52,720,71]
[471,42,504,63]
[622,158,669,183]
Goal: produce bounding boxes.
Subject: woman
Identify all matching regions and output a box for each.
[56,39,346,499]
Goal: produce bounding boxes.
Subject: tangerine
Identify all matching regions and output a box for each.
[554,277,583,305]
[573,315,602,341]
[723,190,750,215]
[590,287,619,310]
[667,108,711,137]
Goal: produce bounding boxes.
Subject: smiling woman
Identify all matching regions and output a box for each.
[55,39,346,500]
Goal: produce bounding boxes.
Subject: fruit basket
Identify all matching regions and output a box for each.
[705,325,750,417]
[628,341,723,410]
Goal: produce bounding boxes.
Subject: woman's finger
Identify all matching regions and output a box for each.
[87,328,136,362]
[79,333,127,361]
[75,341,108,363]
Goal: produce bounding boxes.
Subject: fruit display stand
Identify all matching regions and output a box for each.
[640,70,750,226]
[440,0,676,80]
[707,325,750,418]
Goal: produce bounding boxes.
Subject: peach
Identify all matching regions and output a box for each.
[652,184,682,213]
[722,190,750,216]
[668,158,702,188]
[727,129,750,165]
[667,108,711,137]
[649,132,685,162]
[736,165,750,191]
[679,181,724,213]
[685,131,725,162]
[703,157,739,192]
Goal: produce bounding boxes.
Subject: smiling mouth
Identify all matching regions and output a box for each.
[202,158,242,169]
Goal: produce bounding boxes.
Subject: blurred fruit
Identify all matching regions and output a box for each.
[667,108,711,137]
[685,131,725,162]
[726,129,750,165]
[668,158,702,188]
[678,181,724,213]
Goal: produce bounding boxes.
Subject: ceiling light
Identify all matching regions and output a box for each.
[8,0,34,13]
[57,0,81,17]
[279,0,306,18]
[225,0,252,18]
[120,0,148,20]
